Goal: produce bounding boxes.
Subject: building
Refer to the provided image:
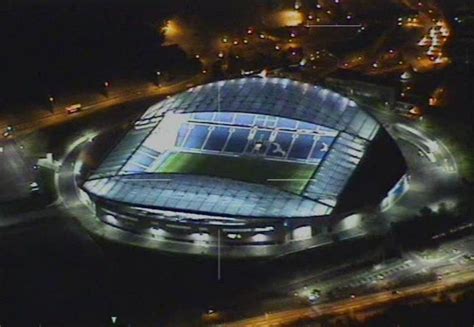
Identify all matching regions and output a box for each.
[81,78,406,257]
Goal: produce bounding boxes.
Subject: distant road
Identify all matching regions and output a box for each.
[224,268,474,326]
[0,74,206,139]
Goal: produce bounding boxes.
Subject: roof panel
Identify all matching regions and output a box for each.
[85,78,383,218]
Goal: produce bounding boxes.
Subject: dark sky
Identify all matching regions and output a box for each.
[0,0,266,106]
[0,1,177,105]
[0,0,469,107]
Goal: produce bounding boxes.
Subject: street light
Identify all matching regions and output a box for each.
[48,96,55,112]
[155,71,162,86]
[103,81,110,97]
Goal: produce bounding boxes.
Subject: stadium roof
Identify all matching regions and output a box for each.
[83,78,381,219]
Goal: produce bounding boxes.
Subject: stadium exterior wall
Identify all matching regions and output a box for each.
[85,192,353,248]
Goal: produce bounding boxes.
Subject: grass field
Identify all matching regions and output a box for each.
[156,152,316,195]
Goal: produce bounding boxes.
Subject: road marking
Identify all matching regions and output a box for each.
[305,24,362,28]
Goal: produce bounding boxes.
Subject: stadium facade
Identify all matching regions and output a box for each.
[82,78,407,256]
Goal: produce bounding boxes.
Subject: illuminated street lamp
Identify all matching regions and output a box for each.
[103,81,110,97]
[155,71,162,86]
[47,95,55,112]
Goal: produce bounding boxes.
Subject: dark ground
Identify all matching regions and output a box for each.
[0,213,387,326]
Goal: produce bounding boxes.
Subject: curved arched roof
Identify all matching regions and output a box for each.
[138,78,379,140]
[84,78,383,219]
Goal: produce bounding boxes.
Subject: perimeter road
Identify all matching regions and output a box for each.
[224,268,474,327]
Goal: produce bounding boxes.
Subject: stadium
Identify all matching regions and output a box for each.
[81,77,407,257]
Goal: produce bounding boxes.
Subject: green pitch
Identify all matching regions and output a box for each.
[155,151,316,195]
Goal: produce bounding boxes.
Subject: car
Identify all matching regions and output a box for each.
[308,295,319,303]
[3,126,14,138]
[65,103,82,114]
